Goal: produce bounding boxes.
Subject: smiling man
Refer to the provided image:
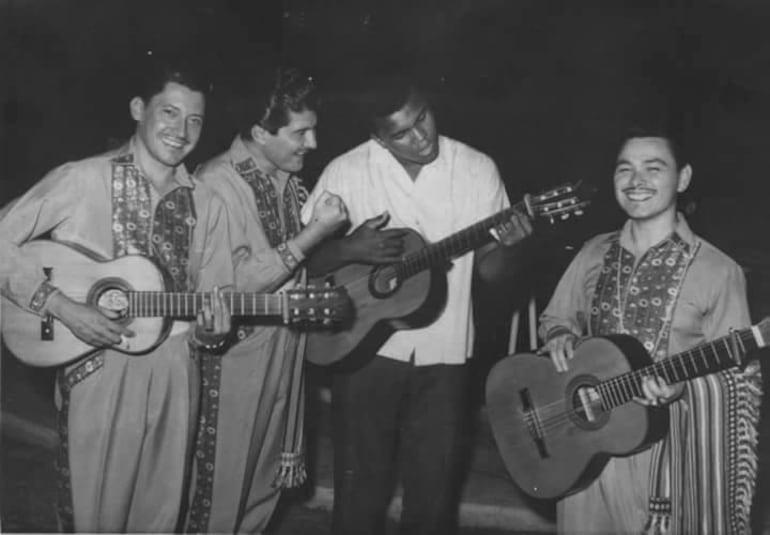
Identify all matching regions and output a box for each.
[0,57,233,532]
[185,66,347,533]
[302,75,532,535]
[539,127,762,533]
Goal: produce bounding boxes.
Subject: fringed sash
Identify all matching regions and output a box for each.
[589,232,698,534]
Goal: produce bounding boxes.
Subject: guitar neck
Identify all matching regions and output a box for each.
[400,201,525,278]
[127,292,285,318]
[599,326,763,409]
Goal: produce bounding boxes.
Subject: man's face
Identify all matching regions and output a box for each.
[373,91,439,167]
[613,137,691,222]
[131,81,205,169]
[261,108,318,174]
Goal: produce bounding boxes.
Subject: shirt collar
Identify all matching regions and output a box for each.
[618,212,697,254]
[369,135,446,175]
[111,137,195,189]
[229,135,291,182]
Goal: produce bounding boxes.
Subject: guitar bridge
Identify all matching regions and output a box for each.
[520,388,549,459]
[41,267,54,341]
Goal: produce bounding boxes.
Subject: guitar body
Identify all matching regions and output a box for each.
[486,335,668,499]
[306,228,448,368]
[2,241,173,367]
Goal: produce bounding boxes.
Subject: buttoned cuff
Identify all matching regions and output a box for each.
[277,240,305,272]
[29,280,59,315]
[544,325,576,343]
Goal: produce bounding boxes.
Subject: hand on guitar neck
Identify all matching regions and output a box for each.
[190,286,232,349]
[488,206,533,249]
[540,331,683,406]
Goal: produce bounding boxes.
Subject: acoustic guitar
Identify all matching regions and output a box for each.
[485,319,769,499]
[306,182,591,367]
[2,241,351,367]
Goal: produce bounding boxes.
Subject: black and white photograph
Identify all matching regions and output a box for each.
[2,1,770,533]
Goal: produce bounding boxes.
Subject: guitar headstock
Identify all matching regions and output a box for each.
[526,181,594,224]
[285,286,352,326]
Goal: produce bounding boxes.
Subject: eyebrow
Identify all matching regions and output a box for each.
[615,157,669,167]
[391,105,427,138]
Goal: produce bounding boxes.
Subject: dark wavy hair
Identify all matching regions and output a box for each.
[238,67,318,138]
[617,124,690,170]
[135,54,214,103]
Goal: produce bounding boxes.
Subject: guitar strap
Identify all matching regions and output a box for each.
[589,232,699,534]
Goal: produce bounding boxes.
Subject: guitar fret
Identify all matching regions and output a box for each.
[672,355,688,382]
[610,379,624,407]
[658,361,674,384]
[721,338,734,365]
[618,377,633,403]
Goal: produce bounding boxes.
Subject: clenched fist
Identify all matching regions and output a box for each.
[307,190,348,239]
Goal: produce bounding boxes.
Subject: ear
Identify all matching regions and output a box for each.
[677,164,692,193]
[370,133,386,148]
[251,124,270,144]
[129,97,145,121]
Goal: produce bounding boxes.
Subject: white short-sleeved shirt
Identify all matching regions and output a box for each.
[302,136,509,365]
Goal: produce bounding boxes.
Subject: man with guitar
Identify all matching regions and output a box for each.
[539,127,762,533]
[0,57,234,532]
[302,75,532,535]
[185,66,348,533]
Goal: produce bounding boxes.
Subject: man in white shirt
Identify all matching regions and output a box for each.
[302,76,532,535]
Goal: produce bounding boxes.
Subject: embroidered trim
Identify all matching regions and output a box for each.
[276,241,300,272]
[111,157,196,292]
[29,280,59,313]
[234,158,304,249]
[186,353,222,533]
[55,353,105,532]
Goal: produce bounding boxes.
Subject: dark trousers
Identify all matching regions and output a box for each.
[331,355,468,535]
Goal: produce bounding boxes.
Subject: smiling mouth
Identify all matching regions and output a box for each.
[162,136,187,150]
[419,143,435,155]
[624,189,654,202]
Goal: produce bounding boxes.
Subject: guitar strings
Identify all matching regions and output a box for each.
[496,329,755,448]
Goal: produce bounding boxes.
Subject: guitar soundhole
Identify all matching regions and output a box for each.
[369,265,401,299]
[88,278,133,320]
[96,289,129,317]
[567,376,609,431]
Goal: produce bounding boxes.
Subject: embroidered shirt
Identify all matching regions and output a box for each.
[0,138,235,320]
[195,136,306,294]
[539,215,750,368]
[302,136,510,365]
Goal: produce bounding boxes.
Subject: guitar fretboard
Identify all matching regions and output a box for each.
[597,327,761,410]
[398,201,527,279]
[127,292,284,318]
